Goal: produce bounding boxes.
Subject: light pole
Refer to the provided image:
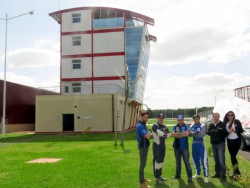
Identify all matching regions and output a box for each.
[0,11,35,140]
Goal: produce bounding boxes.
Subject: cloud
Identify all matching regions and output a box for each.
[149,0,250,65]
[144,72,250,109]
[0,72,37,87]
[6,43,59,68]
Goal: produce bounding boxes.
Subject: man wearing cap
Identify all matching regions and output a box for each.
[172,115,192,183]
[136,111,153,188]
[152,113,170,185]
[189,114,209,183]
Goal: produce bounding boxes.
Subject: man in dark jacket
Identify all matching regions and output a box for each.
[206,112,228,181]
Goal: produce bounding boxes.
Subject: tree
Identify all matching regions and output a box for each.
[120,68,129,152]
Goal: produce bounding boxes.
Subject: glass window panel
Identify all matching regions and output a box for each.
[72,83,81,93]
[72,13,81,23]
[126,43,141,51]
[126,35,142,43]
[93,18,124,29]
[126,50,140,58]
[126,20,135,27]
[125,27,143,36]
[72,36,81,46]
[64,86,69,93]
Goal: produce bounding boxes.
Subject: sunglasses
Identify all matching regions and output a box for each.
[227,114,234,117]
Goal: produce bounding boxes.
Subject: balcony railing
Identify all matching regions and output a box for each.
[63,84,125,96]
[234,85,250,102]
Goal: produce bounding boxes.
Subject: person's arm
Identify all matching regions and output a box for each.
[219,122,229,137]
[206,123,216,136]
[179,131,189,137]
[145,132,152,140]
[153,123,165,137]
[171,126,181,138]
[139,125,152,140]
[189,125,195,137]
[194,125,206,138]
[235,120,244,134]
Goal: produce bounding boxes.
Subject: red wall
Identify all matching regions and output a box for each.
[0,80,58,124]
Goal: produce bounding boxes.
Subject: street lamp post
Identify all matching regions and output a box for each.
[0,11,35,141]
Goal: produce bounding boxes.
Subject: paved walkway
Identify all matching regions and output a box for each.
[239,149,250,161]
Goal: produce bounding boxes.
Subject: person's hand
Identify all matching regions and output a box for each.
[167,133,172,138]
[230,128,235,133]
[145,132,152,140]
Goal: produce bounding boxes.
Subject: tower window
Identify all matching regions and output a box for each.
[72,36,81,46]
[72,59,81,69]
[72,13,81,23]
[72,83,81,93]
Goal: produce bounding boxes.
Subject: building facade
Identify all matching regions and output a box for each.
[36,7,156,133]
[0,80,56,132]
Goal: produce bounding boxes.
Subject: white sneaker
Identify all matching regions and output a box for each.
[204,177,209,183]
[192,174,201,179]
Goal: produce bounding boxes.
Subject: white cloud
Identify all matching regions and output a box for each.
[150,0,250,65]
[6,47,59,68]
[0,72,37,87]
[144,72,250,109]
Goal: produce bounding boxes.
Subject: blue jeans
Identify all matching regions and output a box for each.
[174,148,192,179]
[212,142,226,176]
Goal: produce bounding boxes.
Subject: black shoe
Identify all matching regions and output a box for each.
[229,174,235,179]
[156,178,166,185]
[172,176,181,179]
[188,179,193,183]
[211,174,221,178]
[160,176,167,181]
[221,176,227,182]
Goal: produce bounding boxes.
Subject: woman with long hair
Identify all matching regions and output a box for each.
[223,111,243,178]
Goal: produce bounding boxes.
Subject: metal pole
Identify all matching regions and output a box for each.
[1,11,35,141]
[2,14,8,140]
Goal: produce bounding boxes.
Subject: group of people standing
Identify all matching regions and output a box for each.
[136,111,243,188]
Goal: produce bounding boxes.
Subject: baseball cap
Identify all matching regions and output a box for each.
[177,115,184,120]
[157,113,165,118]
[193,114,200,119]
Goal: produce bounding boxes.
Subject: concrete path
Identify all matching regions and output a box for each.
[239,149,250,161]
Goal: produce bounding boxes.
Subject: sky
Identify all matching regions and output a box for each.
[0,0,250,110]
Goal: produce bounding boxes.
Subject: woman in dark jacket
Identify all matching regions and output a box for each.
[223,111,243,178]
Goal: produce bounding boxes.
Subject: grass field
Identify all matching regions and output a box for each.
[0,130,250,188]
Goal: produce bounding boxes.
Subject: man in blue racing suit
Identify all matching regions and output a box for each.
[189,114,209,183]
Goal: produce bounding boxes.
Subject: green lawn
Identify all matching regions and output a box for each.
[0,131,250,188]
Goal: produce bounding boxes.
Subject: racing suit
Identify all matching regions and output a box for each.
[152,123,170,179]
[189,123,208,177]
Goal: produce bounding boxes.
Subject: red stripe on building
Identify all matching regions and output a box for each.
[61,76,126,82]
[62,28,124,35]
[61,52,125,59]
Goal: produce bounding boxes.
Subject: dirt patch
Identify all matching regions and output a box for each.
[26,158,63,164]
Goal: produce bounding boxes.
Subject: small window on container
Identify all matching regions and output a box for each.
[64,86,69,93]
[72,83,81,93]
[72,59,81,69]
[72,36,81,46]
[72,13,81,23]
